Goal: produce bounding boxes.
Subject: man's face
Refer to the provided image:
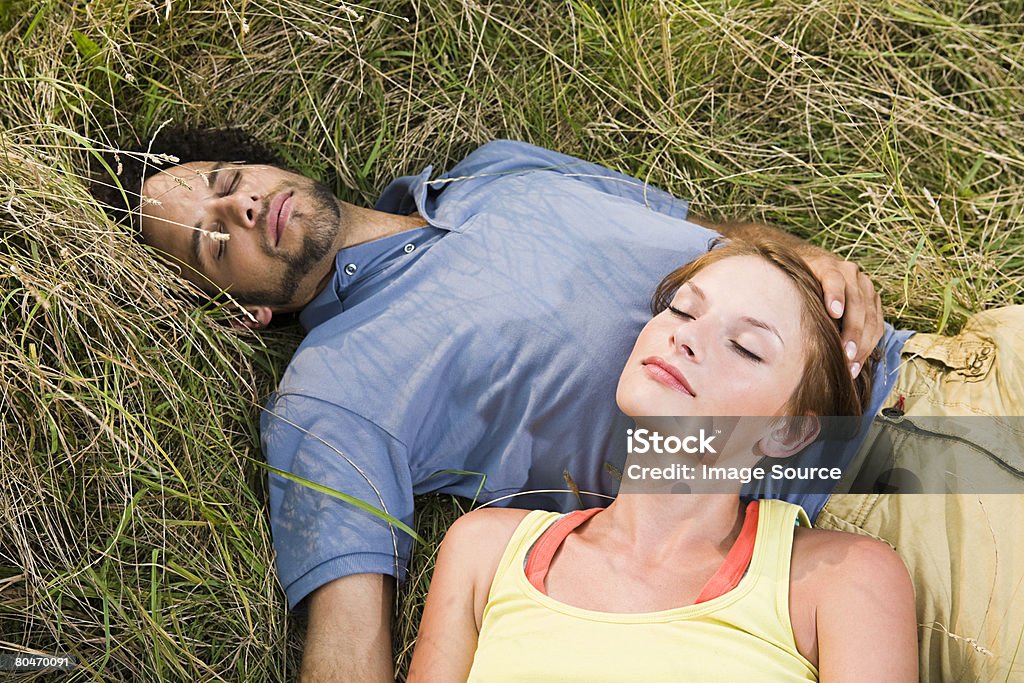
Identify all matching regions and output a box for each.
[140,162,341,309]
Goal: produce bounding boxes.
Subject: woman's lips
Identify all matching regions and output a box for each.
[267,192,294,246]
[642,356,696,397]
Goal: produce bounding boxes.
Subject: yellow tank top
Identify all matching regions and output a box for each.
[466,499,817,682]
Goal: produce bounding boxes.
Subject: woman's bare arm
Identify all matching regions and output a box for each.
[792,529,918,682]
[407,508,530,682]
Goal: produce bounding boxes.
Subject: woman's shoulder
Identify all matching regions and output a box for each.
[791,526,909,587]
[440,509,538,579]
[438,508,540,624]
[442,507,536,556]
[790,527,912,610]
[788,526,915,669]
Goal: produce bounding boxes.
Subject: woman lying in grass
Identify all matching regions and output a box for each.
[408,237,917,682]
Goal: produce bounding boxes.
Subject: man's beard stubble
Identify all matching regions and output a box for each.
[239,179,341,307]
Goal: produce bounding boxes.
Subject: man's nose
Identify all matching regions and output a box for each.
[216,191,262,230]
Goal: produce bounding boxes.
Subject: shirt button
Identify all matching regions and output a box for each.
[404,243,415,254]
[344,263,358,276]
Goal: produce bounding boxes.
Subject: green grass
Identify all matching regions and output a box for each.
[1,0,1022,680]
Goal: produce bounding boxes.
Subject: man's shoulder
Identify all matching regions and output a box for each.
[442,139,576,182]
[457,139,554,163]
[464,138,541,157]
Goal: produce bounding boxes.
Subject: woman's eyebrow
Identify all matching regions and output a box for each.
[685,282,784,346]
[740,316,785,347]
[683,282,705,300]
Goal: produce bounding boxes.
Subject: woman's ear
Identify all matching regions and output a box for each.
[233,305,273,330]
[757,415,821,459]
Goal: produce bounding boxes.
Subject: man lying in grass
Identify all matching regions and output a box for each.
[95,131,1024,682]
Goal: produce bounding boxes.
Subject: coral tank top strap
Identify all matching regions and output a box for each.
[523,501,760,603]
[524,508,602,592]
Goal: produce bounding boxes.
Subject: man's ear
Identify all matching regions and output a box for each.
[234,305,273,330]
[757,416,821,459]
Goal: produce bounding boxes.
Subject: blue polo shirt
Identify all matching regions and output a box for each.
[262,140,909,608]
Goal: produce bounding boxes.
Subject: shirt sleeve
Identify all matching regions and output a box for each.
[427,139,691,222]
[261,392,415,609]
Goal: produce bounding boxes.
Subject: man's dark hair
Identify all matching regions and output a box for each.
[91,126,283,231]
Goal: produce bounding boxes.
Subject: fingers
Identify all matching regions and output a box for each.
[838,266,867,375]
[841,269,883,378]
[856,279,884,362]
[805,251,885,379]
[819,267,849,321]
[849,271,884,370]
[819,261,883,379]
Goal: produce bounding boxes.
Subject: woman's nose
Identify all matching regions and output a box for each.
[671,322,701,361]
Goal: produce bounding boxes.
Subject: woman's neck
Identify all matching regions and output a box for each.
[591,493,746,563]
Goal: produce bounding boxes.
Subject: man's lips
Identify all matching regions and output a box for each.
[641,356,696,397]
[267,192,294,246]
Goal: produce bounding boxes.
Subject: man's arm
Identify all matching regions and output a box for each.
[262,396,417,683]
[695,219,883,377]
[422,140,692,222]
[302,573,395,683]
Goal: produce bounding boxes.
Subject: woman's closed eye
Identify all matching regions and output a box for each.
[668,304,764,363]
[731,342,762,363]
[667,304,693,320]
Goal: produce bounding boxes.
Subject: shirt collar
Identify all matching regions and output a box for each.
[298,225,444,331]
[300,163,458,331]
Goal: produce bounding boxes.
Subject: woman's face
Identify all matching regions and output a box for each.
[617,255,809,418]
